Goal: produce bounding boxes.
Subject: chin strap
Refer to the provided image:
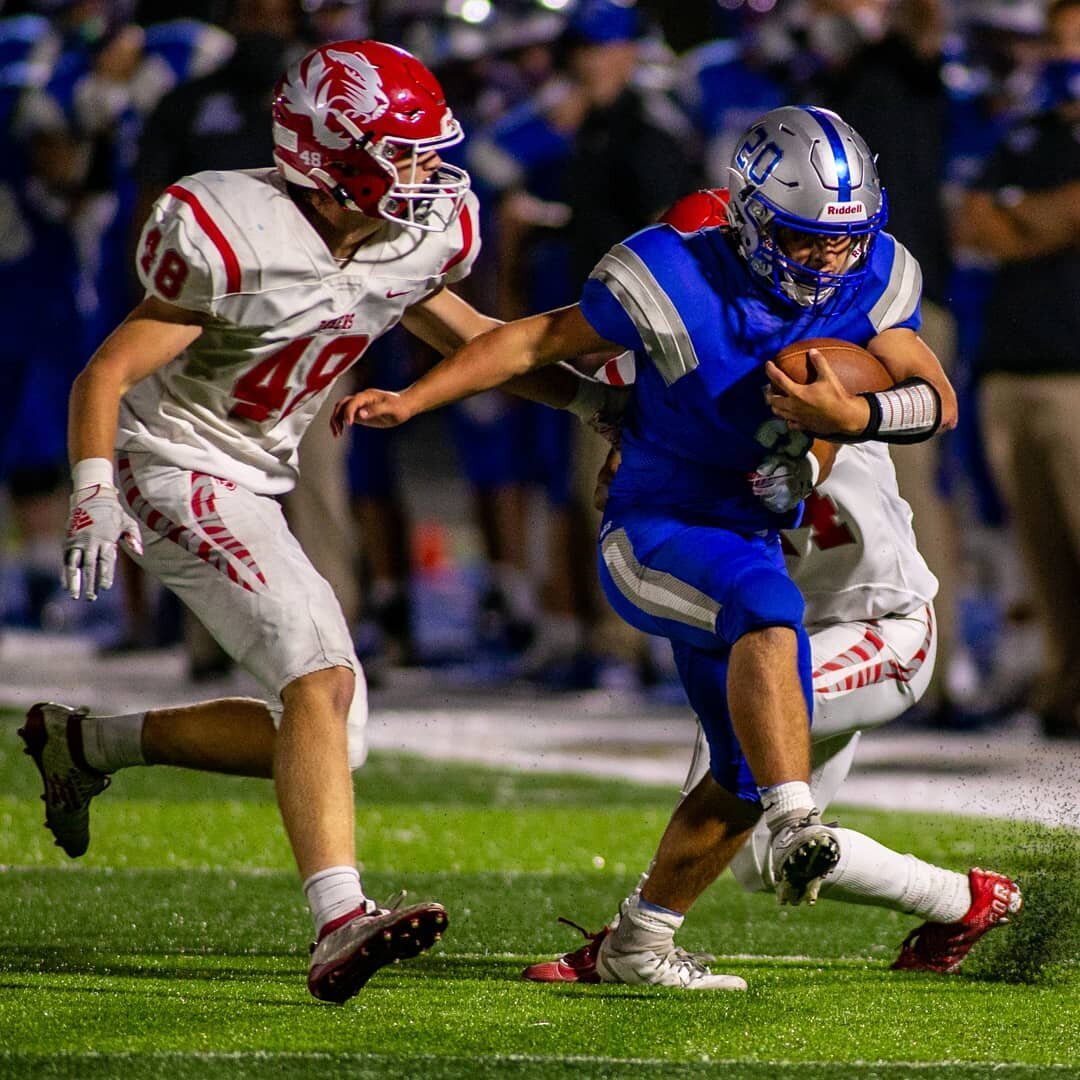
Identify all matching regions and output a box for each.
[859,377,941,444]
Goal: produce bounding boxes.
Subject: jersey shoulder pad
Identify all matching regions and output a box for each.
[591,223,705,304]
[137,170,266,310]
[437,188,482,285]
[864,233,923,334]
[588,225,706,387]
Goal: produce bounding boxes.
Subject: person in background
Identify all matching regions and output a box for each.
[955,0,1080,740]
[468,0,698,685]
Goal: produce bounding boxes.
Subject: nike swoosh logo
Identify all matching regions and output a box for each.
[386,288,413,298]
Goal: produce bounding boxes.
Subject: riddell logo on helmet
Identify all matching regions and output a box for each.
[823,202,866,218]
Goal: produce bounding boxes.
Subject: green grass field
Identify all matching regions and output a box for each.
[0,706,1076,1079]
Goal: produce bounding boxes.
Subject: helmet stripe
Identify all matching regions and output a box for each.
[802,106,851,202]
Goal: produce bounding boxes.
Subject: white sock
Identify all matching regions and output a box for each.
[303,865,369,937]
[81,712,146,772]
[818,829,971,922]
[758,781,814,829]
[611,892,683,950]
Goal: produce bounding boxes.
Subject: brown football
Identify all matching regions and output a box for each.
[772,338,892,394]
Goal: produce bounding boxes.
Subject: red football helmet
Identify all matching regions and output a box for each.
[272,40,470,232]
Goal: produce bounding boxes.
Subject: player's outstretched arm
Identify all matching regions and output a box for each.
[331,303,617,432]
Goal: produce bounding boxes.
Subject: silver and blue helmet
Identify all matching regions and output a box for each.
[727,105,888,310]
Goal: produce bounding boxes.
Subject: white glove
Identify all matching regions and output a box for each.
[749,452,820,514]
[567,375,631,447]
[64,481,143,601]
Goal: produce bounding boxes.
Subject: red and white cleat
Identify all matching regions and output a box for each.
[892,868,1023,973]
[308,900,448,1003]
[18,702,110,858]
[522,919,606,983]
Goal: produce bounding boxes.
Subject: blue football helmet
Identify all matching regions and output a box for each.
[727,105,888,310]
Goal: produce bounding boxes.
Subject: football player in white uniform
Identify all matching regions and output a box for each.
[17,39,609,1005]
[519,190,1022,988]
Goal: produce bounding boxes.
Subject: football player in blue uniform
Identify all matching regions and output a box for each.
[332,105,958,987]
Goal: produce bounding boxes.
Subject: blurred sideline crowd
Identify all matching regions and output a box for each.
[1,0,1078,738]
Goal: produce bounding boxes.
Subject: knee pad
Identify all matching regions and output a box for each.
[720,566,805,642]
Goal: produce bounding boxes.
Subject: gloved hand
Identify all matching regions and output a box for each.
[566,374,631,447]
[749,453,819,514]
[64,483,143,600]
[586,383,631,447]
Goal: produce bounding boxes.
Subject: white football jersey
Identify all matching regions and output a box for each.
[120,168,481,494]
[781,442,938,625]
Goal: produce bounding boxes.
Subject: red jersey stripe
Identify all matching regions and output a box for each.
[603,357,626,386]
[440,203,474,276]
[165,184,242,295]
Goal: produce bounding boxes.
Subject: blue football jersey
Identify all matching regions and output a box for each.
[579,224,922,530]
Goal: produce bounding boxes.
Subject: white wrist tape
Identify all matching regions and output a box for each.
[859,378,941,444]
[72,458,116,491]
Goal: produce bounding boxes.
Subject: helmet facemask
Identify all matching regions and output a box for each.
[323,122,470,232]
[731,183,886,312]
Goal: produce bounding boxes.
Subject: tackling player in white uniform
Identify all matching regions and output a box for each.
[16,40,609,1005]
[522,190,1022,988]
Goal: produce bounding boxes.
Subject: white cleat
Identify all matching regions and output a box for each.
[594,900,746,990]
[770,808,841,906]
[596,932,746,990]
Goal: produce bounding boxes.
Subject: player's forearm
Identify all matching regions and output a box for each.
[399,329,534,415]
[400,310,575,416]
[868,331,958,433]
[504,362,588,410]
[68,365,123,469]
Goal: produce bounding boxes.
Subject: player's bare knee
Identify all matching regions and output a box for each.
[282,665,356,719]
[733,625,799,668]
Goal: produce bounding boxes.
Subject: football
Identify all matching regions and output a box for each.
[771,338,892,394]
